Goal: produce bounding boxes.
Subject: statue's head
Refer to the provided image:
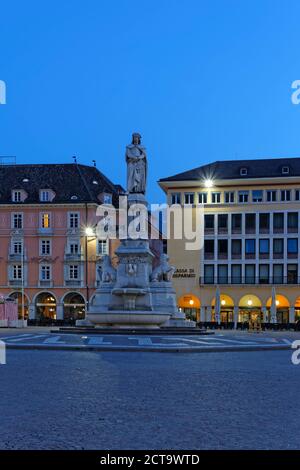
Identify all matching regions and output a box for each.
[132,133,141,145]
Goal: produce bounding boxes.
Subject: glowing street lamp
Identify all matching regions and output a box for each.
[85,227,95,237]
[204,179,213,188]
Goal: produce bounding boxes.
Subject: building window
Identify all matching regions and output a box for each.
[97,240,108,255]
[12,213,23,229]
[198,192,207,204]
[238,191,249,203]
[40,265,51,281]
[259,264,269,284]
[204,240,215,259]
[231,214,242,233]
[252,190,263,203]
[245,264,255,284]
[267,190,277,202]
[218,239,228,259]
[245,214,256,233]
[273,213,284,232]
[12,265,22,280]
[204,265,214,284]
[13,241,22,254]
[184,193,194,205]
[204,240,214,260]
[69,265,79,279]
[231,264,242,284]
[273,264,283,284]
[211,192,221,204]
[287,264,298,284]
[287,238,298,256]
[204,214,214,231]
[245,239,256,257]
[273,238,284,257]
[40,190,50,202]
[218,265,228,284]
[41,239,51,256]
[12,190,22,202]
[171,193,181,204]
[225,192,235,203]
[295,190,300,201]
[70,242,80,254]
[218,214,228,233]
[259,213,270,233]
[240,167,248,176]
[41,213,51,229]
[231,239,242,258]
[281,190,291,202]
[259,239,269,255]
[287,212,298,232]
[68,212,79,229]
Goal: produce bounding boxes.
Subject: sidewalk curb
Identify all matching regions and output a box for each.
[4,343,292,353]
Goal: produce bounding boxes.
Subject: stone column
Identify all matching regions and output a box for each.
[200,306,206,322]
[262,306,268,323]
[56,303,64,321]
[289,306,295,324]
[233,306,239,329]
[28,304,35,320]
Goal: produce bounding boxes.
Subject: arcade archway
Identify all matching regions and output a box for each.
[211,294,234,322]
[238,294,262,323]
[178,294,200,322]
[35,292,57,321]
[8,292,29,319]
[63,292,85,321]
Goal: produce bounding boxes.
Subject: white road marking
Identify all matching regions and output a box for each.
[164,337,222,346]
[282,339,293,345]
[43,336,66,344]
[88,337,112,345]
[0,333,38,340]
[129,337,153,346]
[128,337,188,347]
[4,334,49,342]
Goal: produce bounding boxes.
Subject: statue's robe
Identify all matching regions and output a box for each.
[126,144,147,193]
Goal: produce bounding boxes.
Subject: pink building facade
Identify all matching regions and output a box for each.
[0,162,164,324]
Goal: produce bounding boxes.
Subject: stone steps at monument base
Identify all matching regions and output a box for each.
[53,327,213,336]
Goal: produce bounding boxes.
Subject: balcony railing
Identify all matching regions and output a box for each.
[64,252,83,261]
[200,276,299,285]
[65,279,82,287]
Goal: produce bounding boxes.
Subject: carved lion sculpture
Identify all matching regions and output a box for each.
[151,254,176,282]
[98,255,116,283]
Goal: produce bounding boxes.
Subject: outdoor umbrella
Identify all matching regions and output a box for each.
[270,286,277,324]
[215,286,221,325]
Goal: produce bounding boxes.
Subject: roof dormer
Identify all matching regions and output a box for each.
[239,167,248,176]
[39,189,55,202]
[11,189,27,203]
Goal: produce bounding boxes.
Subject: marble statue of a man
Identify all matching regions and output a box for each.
[126,133,147,194]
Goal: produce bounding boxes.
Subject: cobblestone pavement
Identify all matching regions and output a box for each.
[0,328,299,352]
[0,349,299,450]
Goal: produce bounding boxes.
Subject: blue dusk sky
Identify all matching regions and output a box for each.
[1,0,300,203]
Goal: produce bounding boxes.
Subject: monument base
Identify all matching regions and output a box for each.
[163,318,196,328]
[78,311,170,329]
